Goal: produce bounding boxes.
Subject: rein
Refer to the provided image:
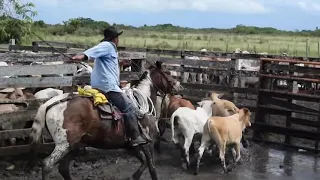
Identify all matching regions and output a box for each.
[31,31,89,68]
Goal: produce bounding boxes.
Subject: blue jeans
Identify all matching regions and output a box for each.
[104,91,137,122]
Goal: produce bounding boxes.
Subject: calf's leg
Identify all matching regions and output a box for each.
[182,134,194,169]
[194,133,211,175]
[218,142,228,173]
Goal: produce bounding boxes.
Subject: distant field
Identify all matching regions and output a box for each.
[23,31,320,57]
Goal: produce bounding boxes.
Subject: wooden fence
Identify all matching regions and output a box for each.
[0,45,320,156]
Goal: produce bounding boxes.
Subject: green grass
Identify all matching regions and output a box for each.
[24,31,320,57]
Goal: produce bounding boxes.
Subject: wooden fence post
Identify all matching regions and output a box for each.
[317,41,320,57]
[306,39,309,57]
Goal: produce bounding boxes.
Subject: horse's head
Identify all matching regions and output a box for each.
[146,61,182,95]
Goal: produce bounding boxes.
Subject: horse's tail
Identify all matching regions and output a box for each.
[26,101,50,169]
[30,103,48,145]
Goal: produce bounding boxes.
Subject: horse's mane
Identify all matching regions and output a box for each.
[131,70,149,87]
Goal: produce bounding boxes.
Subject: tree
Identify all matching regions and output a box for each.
[0,0,37,43]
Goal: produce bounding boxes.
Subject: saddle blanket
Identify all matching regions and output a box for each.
[77,86,108,106]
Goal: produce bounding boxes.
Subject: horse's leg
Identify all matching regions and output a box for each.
[141,144,158,180]
[58,152,73,180]
[131,146,148,180]
[42,144,69,180]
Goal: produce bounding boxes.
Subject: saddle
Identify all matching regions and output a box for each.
[77,86,122,121]
[97,102,122,121]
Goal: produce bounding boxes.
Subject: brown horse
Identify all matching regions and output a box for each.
[154,93,196,153]
[158,94,195,136]
[28,61,180,180]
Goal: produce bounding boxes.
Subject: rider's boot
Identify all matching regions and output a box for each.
[124,119,148,147]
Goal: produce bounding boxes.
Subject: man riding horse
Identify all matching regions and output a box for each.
[71,26,147,147]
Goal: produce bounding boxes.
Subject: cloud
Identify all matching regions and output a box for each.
[29,0,320,14]
[263,0,320,12]
[30,0,268,14]
[295,1,320,11]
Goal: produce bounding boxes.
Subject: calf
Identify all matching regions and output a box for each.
[194,108,251,175]
[34,88,63,99]
[170,100,213,169]
[209,91,249,148]
[0,88,35,146]
[209,92,239,116]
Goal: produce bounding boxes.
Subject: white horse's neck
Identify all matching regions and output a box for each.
[136,71,153,97]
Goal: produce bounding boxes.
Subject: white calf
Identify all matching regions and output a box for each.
[34,88,64,99]
[170,100,213,168]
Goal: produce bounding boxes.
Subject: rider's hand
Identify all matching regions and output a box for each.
[71,54,86,61]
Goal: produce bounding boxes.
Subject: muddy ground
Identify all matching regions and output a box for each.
[0,131,320,180]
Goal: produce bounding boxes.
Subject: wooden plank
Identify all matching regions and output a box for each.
[258,105,320,116]
[0,110,37,124]
[261,96,320,114]
[0,52,146,62]
[0,98,47,110]
[261,58,320,65]
[162,64,259,77]
[0,72,140,89]
[181,83,258,94]
[0,143,54,156]
[290,117,320,128]
[0,128,52,140]
[264,63,320,75]
[120,51,146,60]
[72,72,140,85]
[32,41,89,49]
[252,122,320,141]
[147,56,234,69]
[0,98,47,105]
[0,64,77,76]
[9,45,68,53]
[259,89,320,102]
[260,74,320,83]
[0,76,73,88]
[117,46,147,52]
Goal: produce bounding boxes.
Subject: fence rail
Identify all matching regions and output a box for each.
[3,41,320,61]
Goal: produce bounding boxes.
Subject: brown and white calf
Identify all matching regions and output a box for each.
[194,108,251,175]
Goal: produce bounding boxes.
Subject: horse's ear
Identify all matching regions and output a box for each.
[155,61,162,69]
[197,101,203,106]
[217,93,224,98]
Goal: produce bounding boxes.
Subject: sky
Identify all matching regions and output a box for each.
[29,0,320,31]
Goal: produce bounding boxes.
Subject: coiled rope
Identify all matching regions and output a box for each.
[122,87,156,117]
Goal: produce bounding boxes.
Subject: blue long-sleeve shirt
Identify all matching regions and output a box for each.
[83,41,121,93]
